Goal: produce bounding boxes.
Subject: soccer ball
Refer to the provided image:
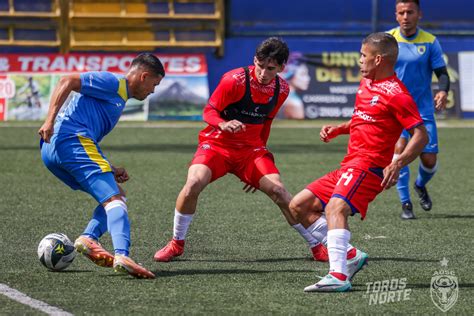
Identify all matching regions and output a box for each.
[37,233,76,271]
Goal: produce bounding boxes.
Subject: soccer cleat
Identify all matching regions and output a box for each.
[113,255,155,279]
[414,184,432,211]
[346,248,369,281]
[153,239,185,262]
[311,243,329,262]
[74,235,114,267]
[304,274,352,292]
[400,202,416,220]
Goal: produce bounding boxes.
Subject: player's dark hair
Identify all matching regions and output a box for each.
[255,37,289,66]
[131,53,165,77]
[362,32,399,65]
[396,0,420,9]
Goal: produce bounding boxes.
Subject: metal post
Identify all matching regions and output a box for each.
[372,0,379,33]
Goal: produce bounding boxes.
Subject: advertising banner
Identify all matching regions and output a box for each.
[278,52,460,119]
[0,53,209,121]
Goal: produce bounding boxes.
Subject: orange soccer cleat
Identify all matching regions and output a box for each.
[74,235,114,267]
[113,255,155,279]
[153,239,185,262]
[311,243,329,262]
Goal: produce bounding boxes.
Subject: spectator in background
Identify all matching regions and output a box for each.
[387,0,450,219]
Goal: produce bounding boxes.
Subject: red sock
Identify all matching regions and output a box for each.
[346,248,356,259]
[330,272,347,281]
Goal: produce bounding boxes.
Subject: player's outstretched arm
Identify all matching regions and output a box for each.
[38,74,81,142]
[381,125,428,190]
[320,120,351,143]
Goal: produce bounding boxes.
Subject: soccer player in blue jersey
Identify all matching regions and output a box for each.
[38,53,164,278]
[387,0,450,219]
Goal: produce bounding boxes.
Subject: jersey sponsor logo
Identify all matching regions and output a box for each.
[417,45,427,55]
[201,143,211,150]
[240,109,266,118]
[354,109,376,122]
[370,95,379,106]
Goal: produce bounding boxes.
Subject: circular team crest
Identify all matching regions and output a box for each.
[430,258,459,312]
[417,45,426,55]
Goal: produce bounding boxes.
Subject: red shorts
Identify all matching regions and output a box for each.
[306,167,384,219]
[191,142,279,188]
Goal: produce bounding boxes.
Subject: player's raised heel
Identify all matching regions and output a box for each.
[154,239,185,262]
[74,236,114,267]
[414,184,432,211]
[311,243,329,262]
[347,249,368,281]
[113,255,155,279]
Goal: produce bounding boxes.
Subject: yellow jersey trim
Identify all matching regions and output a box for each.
[387,28,436,44]
[117,78,128,102]
[78,135,112,173]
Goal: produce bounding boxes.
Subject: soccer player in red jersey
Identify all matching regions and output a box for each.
[289,32,428,292]
[154,37,328,262]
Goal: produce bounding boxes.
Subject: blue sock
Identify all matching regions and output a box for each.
[415,162,438,188]
[396,166,411,204]
[82,205,107,240]
[104,200,130,256]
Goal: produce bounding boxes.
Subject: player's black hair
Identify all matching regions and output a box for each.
[396,0,420,9]
[255,37,289,66]
[362,32,399,64]
[131,53,165,77]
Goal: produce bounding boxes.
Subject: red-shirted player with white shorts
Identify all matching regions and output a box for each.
[289,33,428,292]
[154,37,328,262]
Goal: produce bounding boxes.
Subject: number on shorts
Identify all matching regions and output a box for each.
[337,170,354,186]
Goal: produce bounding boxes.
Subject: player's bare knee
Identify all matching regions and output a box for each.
[421,153,437,169]
[289,198,304,219]
[183,177,205,199]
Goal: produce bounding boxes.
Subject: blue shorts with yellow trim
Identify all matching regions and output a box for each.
[40,134,120,204]
[400,119,438,154]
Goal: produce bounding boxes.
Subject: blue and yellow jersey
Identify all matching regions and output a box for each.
[387,27,446,119]
[54,71,129,142]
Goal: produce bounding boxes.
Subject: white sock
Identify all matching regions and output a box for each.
[307,215,328,246]
[292,223,319,248]
[327,229,351,276]
[173,209,194,240]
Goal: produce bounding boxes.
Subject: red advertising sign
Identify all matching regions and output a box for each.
[0,53,209,121]
[0,53,208,75]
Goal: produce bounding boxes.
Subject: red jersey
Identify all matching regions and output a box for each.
[199,66,289,148]
[341,75,423,169]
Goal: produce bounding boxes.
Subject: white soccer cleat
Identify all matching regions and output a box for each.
[347,248,369,281]
[304,274,352,292]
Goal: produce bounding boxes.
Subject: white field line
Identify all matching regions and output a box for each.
[0,283,73,316]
